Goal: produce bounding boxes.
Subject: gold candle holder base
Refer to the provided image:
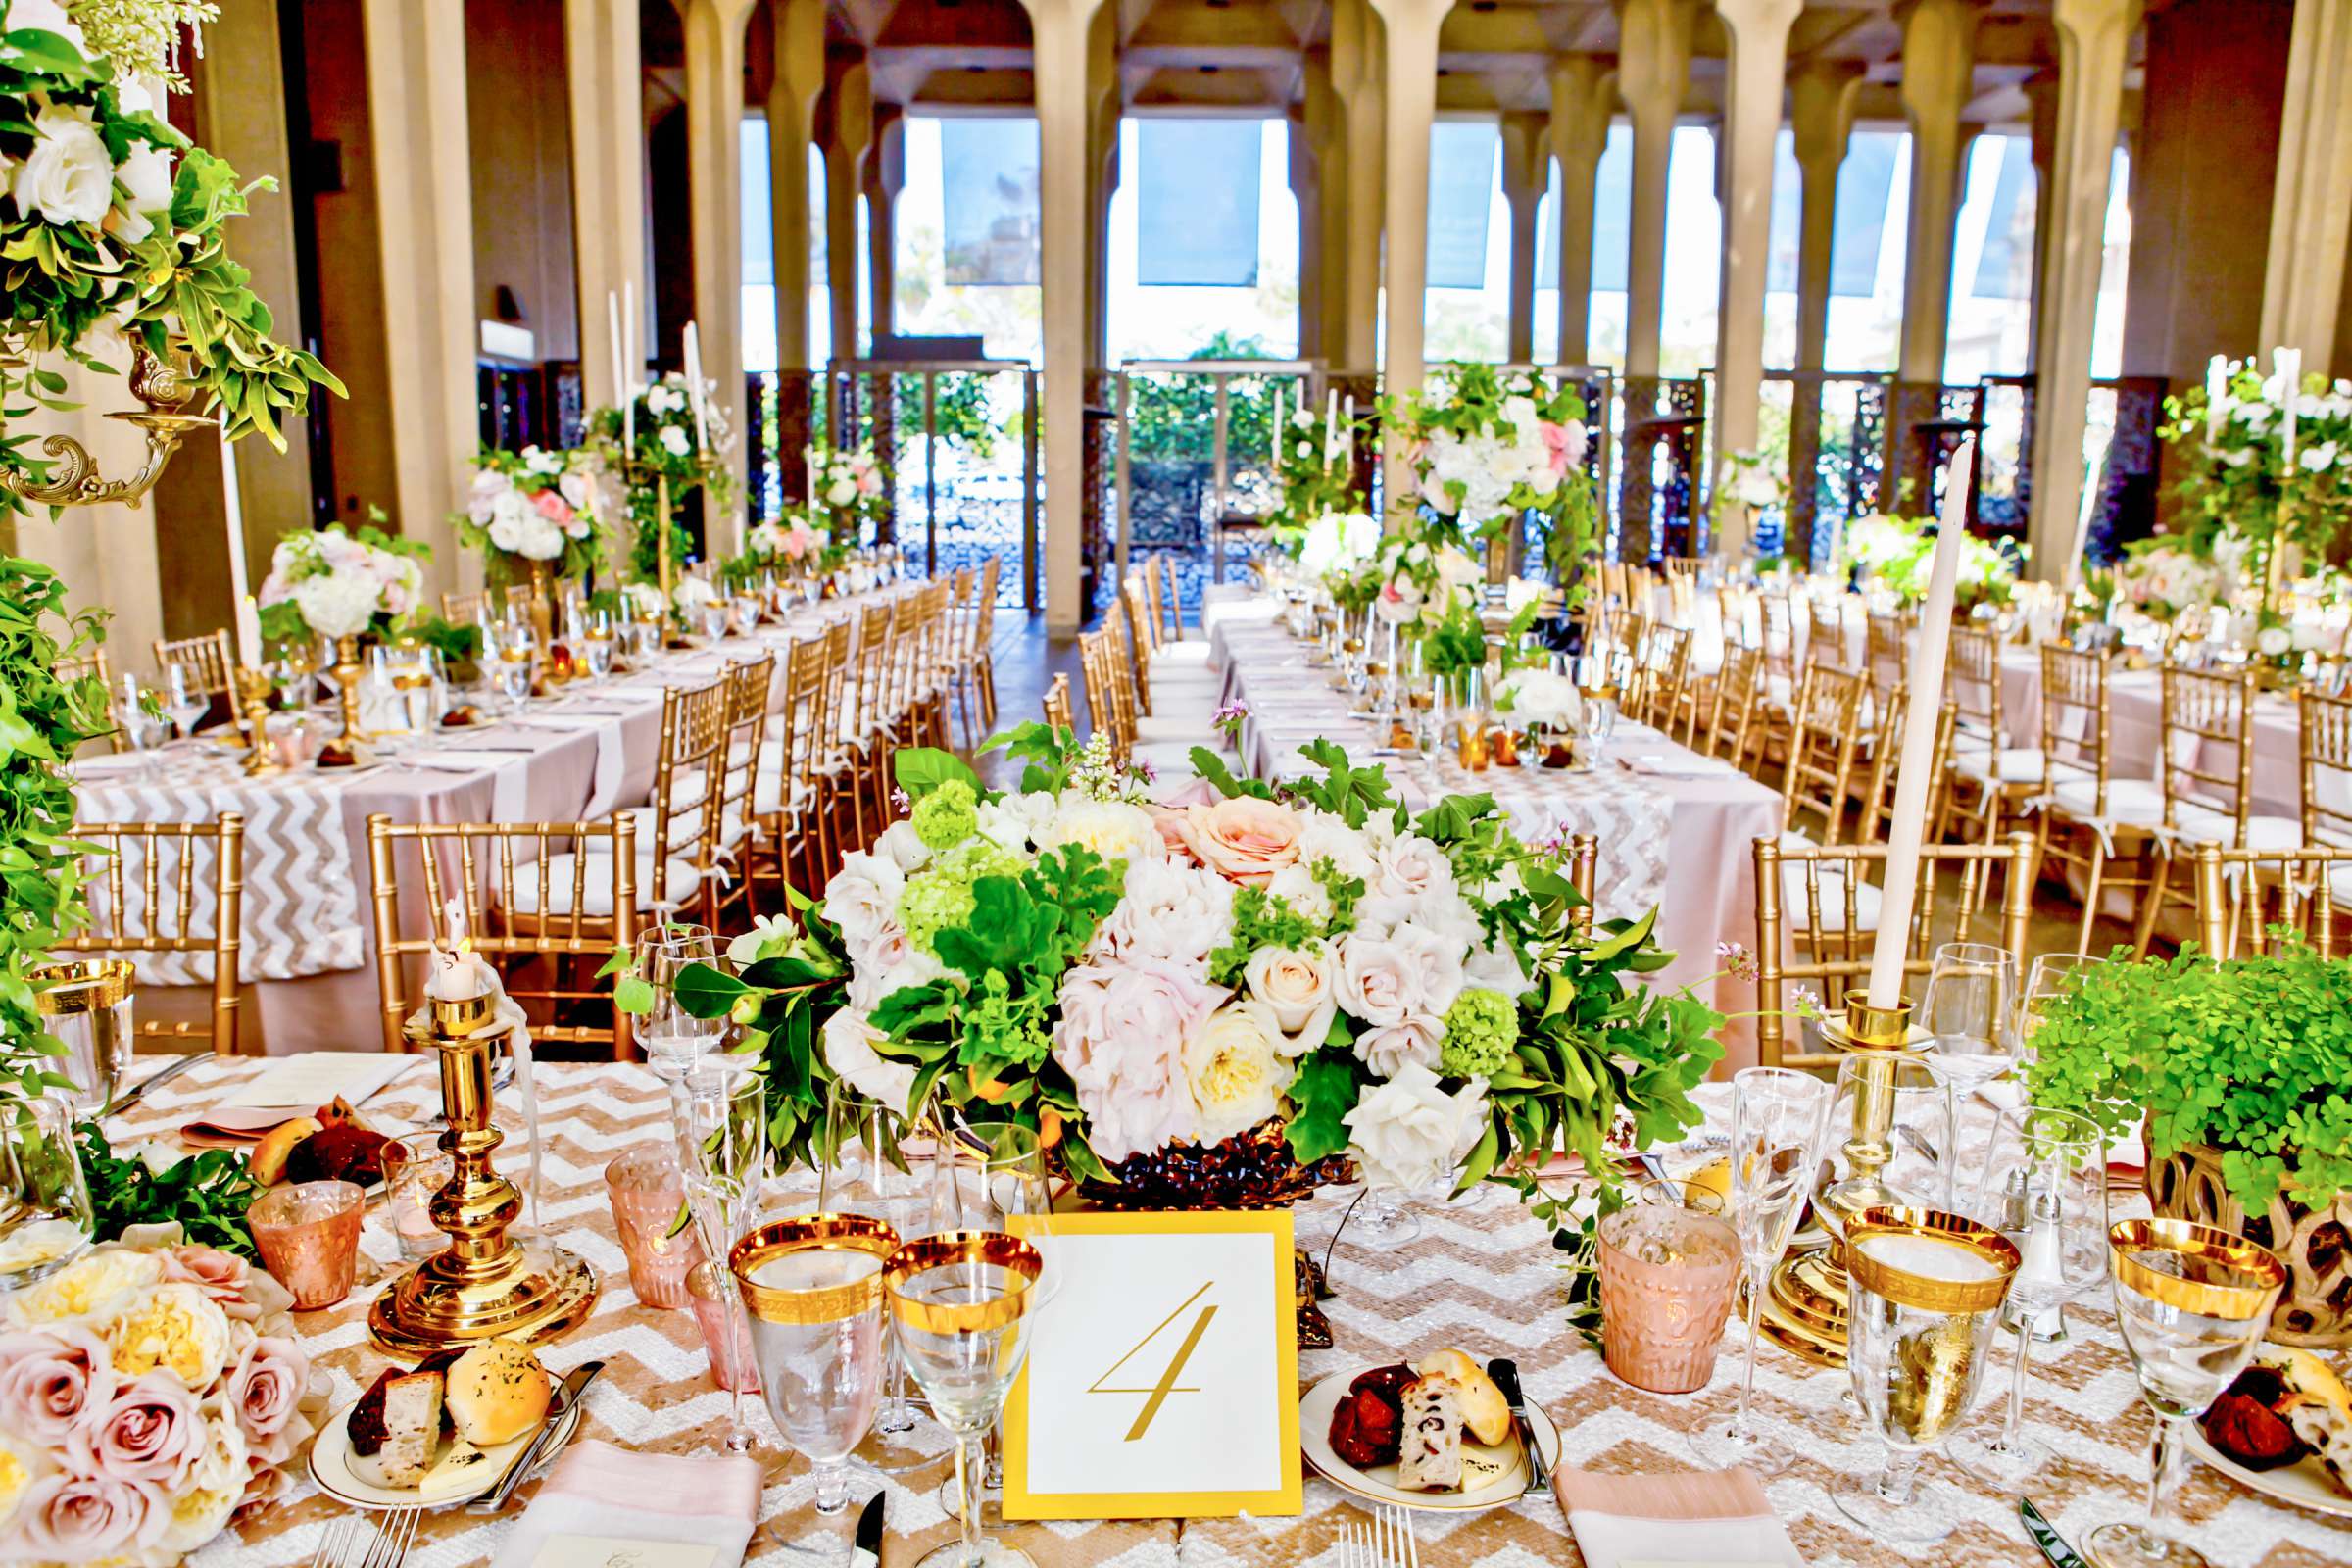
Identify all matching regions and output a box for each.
[233,666,283,776]
[368,987,599,1359]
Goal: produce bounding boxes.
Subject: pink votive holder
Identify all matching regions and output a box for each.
[247,1180,366,1309]
[604,1146,705,1309]
[687,1260,760,1394]
[1596,1201,1742,1394]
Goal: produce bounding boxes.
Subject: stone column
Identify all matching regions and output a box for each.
[1021,0,1111,633]
[767,0,824,374]
[1614,0,1698,378]
[1710,0,1801,550]
[1331,0,1386,376]
[365,0,476,595]
[2259,0,2352,373]
[1548,56,1615,368]
[867,108,905,345]
[821,57,874,367]
[2024,0,2142,578]
[683,0,758,500]
[1500,112,1546,364]
[2022,69,2060,371]
[1788,60,1859,566]
[1367,0,1450,500]
[1292,100,1325,362]
[566,0,646,414]
[1894,0,1979,386]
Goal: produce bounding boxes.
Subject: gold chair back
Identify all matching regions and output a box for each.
[2037,643,2114,807]
[2190,840,2351,960]
[59,814,245,1054]
[2303,689,2352,847]
[1043,671,1075,734]
[1785,662,1869,843]
[2157,665,2262,843]
[151,628,235,697]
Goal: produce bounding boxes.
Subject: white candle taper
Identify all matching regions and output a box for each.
[1863,436,1976,1011]
[683,320,709,451]
[1324,388,1339,474]
[235,595,262,670]
[1270,380,1285,471]
[622,283,638,453]
[606,290,624,413]
[2205,355,2227,441]
[2277,346,2301,472]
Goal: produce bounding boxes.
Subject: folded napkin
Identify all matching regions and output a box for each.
[489,1441,761,1568]
[1554,1465,1805,1568]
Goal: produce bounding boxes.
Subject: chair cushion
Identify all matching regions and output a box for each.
[587,802,704,858]
[1780,861,1882,932]
[1953,745,2048,785]
[1154,642,1213,665]
[2051,776,2166,826]
[754,771,814,816]
[508,854,701,916]
[1133,714,1221,746]
[2331,860,2352,904]
[2173,806,2302,853]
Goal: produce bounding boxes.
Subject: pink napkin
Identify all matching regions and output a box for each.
[1553,1465,1804,1567]
[489,1440,762,1568]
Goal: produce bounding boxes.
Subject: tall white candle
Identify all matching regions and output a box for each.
[1324,388,1339,474]
[235,595,262,669]
[622,282,638,453]
[1864,437,1976,1010]
[606,290,624,412]
[1270,380,1285,470]
[683,320,710,451]
[2205,355,2227,441]
[2276,346,2301,472]
[220,417,251,609]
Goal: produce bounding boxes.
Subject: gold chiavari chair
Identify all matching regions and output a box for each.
[366,814,639,1057]
[841,600,897,824]
[1864,611,1912,706]
[755,635,841,895]
[959,556,1003,737]
[1753,830,2036,1070]
[1150,555,1216,666]
[587,678,731,923]
[1781,662,1871,844]
[2034,643,2154,953]
[57,647,119,754]
[1075,629,1122,753]
[1042,671,1075,734]
[152,628,235,698]
[2190,840,2352,960]
[816,618,870,856]
[1945,624,2045,850]
[1122,577,1222,724]
[1659,559,1700,625]
[2300,689,2352,848]
[60,814,245,1054]
[1701,643,1765,767]
[1154,554,1197,645]
[1855,690,1960,850]
[710,651,775,924]
[1641,620,1696,737]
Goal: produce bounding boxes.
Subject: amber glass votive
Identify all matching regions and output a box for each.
[248,1180,365,1309]
[1596,1200,1742,1393]
[605,1147,706,1308]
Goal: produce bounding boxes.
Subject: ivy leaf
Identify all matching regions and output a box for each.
[1286,1052,1368,1165]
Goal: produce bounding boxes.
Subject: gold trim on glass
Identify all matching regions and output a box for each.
[1846,1206,2021,1313]
[2108,1218,2287,1320]
[729,1214,901,1325]
[885,1231,1042,1335]
[30,959,134,1016]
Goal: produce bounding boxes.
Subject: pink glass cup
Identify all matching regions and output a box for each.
[1596,1200,1742,1394]
[687,1260,760,1394]
[248,1180,366,1309]
[605,1147,706,1308]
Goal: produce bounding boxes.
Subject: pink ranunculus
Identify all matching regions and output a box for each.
[1171,797,1302,886]
[1540,419,1582,476]
[1052,955,1229,1163]
[9,1472,165,1560]
[783,519,818,560]
[160,1246,256,1320]
[532,488,576,530]
[221,1338,313,1462]
[0,1326,117,1446]
[69,1374,209,1491]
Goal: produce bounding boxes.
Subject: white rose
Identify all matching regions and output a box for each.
[1038,797,1164,867]
[107,142,174,244]
[725,913,795,966]
[154,1413,246,1556]
[12,103,114,228]
[466,468,508,525]
[558,471,594,513]
[822,851,906,943]
[845,928,945,1012]
[1463,939,1528,998]
[1336,933,1424,1026]
[1095,856,1235,972]
[290,570,379,639]
[827,479,858,507]
[977,793,1052,855]
[661,425,692,457]
[1294,808,1377,885]
[2257,625,2293,658]
[1242,940,1338,1055]
[821,1008,918,1117]
[1344,1063,1490,1193]
[1352,1016,1445,1078]
[1184,1002,1295,1146]
[874,819,933,872]
[1265,862,1333,927]
[1384,918,1466,1016]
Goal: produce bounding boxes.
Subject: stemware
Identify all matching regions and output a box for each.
[2085,1219,2286,1568]
[1947,1106,2108,1492]
[1689,1066,1834,1473]
[162,662,209,741]
[700,598,731,645]
[581,610,616,680]
[676,1056,768,1234]
[1921,941,2020,1090]
[636,926,727,1092]
[495,617,537,710]
[114,674,172,779]
[1819,1054,1958,1230]
[2013,953,2105,1064]
[0,1097,94,1290]
[731,1215,900,1517]
[1834,1207,2021,1543]
[888,1233,1047,1568]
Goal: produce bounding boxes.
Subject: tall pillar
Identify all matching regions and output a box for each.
[2259,0,2352,374]
[2024,0,2142,579]
[1085,6,1120,372]
[767,0,824,373]
[1614,0,1698,378]
[364,0,475,595]
[1366,0,1449,499]
[821,57,874,367]
[1331,0,1386,374]
[1293,99,1325,362]
[1548,57,1615,368]
[1710,0,1801,548]
[1499,112,1546,364]
[566,0,646,414]
[682,0,758,501]
[1894,0,1979,384]
[867,108,905,344]
[1791,61,1860,375]
[2022,68,2060,371]
[1021,0,1110,634]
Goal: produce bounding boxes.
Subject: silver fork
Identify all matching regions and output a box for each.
[310,1507,420,1568]
[1341,1505,1418,1568]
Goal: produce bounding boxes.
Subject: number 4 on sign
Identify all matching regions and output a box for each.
[1088,1281,1217,1443]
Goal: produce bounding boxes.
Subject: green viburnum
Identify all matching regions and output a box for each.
[911,778,979,853]
[1440,988,1518,1079]
[898,838,1025,955]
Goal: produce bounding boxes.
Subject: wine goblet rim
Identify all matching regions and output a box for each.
[729,1212,902,1324]
[2107,1218,2286,1318]
[884,1231,1043,1335]
[1847,1206,2021,1312]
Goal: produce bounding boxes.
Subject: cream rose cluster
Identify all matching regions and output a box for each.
[258,525,422,641]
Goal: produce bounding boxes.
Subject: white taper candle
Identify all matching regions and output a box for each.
[683,320,710,451]
[606,291,624,413]
[2205,355,2227,441]
[2277,346,2301,471]
[220,418,254,655]
[1324,388,1339,473]
[622,282,638,453]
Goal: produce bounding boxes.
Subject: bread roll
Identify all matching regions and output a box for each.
[443,1340,551,1446]
[1412,1348,1511,1446]
[1394,1375,1464,1491]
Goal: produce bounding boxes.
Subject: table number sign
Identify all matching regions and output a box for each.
[1002,1210,1301,1519]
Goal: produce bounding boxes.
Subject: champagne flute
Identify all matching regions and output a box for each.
[114,674,172,780]
[582,610,616,680]
[496,617,537,711]
[2014,953,2105,1065]
[1834,1207,2021,1543]
[934,1121,1060,1516]
[1921,941,2020,1090]
[731,1215,899,1517]
[0,1097,95,1290]
[638,927,726,1091]
[676,1055,767,1242]
[888,1233,1047,1568]
[1689,1065,1834,1473]
[2085,1219,2286,1568]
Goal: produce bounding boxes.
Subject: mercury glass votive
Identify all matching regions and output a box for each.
[1596,1199,1742,1393]
[606,1146,706,1308]
[248,1180,365,1308]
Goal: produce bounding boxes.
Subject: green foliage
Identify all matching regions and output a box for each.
[981,721,1082,795]
[891,371,999,457]
[1420,595,1490,680]
[893,747,982,803]
[668,902,853,1175]
[75,1120,262,1259]
[2026,940,2352,1215]
[1207,885,1323,989]
[1184,745,1279,805]
[1285,1050,1370,1166]
[1126,333,1279,466]
[409,615,480,677]
[1285,738,1395,828]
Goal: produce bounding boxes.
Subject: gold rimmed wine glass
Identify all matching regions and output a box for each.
[2085,1218,2286,1568]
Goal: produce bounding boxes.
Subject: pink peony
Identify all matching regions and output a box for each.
[1052,955,1228,1162]
[0,1327,116,1445]
[783,519,818,560]
[221,1338,313,1462]
[1541,419,1585,476]
[1170,797,1302,886]
[9,1472,165,1559]
[69,1374,209,1491]
[532,488,576,530]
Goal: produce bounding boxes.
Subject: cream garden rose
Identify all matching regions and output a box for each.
[10,104,112,228]
[1242,940,1338,1055]
[1172,796,1302,885]
[1344,1064,1490,1193]
[1184,1001,1294,1145]
[1037,798,1164,867]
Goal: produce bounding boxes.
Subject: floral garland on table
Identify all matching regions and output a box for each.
[587,371,736,585]
[681,731,1721,1206]
[1384,364,1598,600]
[0,1226,327,1566]
[2160,360,2352,580]
[456,444,608,587]
[254,520,426,645]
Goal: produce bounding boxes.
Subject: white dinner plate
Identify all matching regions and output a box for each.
[1300,1365,1561,1513]
[308,1389,583,1511]
[2187,1425,2352,1519]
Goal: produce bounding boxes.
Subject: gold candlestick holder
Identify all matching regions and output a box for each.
[368,986,599,1359]
[314,634,367,769]
[232,665,283,777]
[1759,991,1932,1366]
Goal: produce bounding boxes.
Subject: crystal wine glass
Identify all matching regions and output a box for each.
[637,926,727,1095]
[676,1055,767,1241]
[1689,1065,1834,1474]
[114,674,172,780]
[1921,941,2021,1090]
[2013,953,2105,1066]
[495,617,537,711]
[0,1096,95,1290]
[700,599,731,645]
[582,610,616,681]
[731,1215,899,1516]
[162,662,208,741]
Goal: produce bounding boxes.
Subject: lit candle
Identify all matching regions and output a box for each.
[235,595,262,669]
[1324,388,1339,474]
[2205,355,2227,441]
[2276,346,2302,472]
[606,290,624,413]
[1863,437,1975,1010]
[426,904,496,1003]
[683,320,710,453]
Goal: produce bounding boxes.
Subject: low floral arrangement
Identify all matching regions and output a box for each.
[1385,364,1598,596]
[255,520,427,644]
[681,732,1722,1205]
[456,444,607,586]
[1494,665,1581,731]
[1712,449,1787,549]
[803,440,887,551]
[744,515,821,571]
[1838,512,2020,611]
[1266,403,1361,552]
[589,372,736,584]
[0,1225,326,1565]
[2116,533,2242,623]
[2161,359,2352,577]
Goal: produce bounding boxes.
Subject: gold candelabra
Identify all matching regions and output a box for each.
[0,343,214,510]
[232,666,283,777]
[369,983,599,1358]
[312,635,367,769]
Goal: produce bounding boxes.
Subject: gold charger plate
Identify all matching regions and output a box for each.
[1299,1366,1561,1513]
[2186,1426,2352,1520]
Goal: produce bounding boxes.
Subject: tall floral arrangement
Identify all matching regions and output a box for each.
[455,444,607,587]
[255,520,426,644]
[1266,402,1361,553]
[588,371,736,584]
[1384,365,1598,599]
[2115,533,2243,622]
[2161,360,2352,578]
[802,439,887,554]
[1712,449,1787,554]
[1837,512,2019,611]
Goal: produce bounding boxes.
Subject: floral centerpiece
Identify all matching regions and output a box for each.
[588,371,736,585]
[680,731,1721,1212]
[2115,533,2242,624]
[802,440,887,554]
[1265,403,1362,555]
[1385,365,1598,598]
[741,516,821,575]
[255,521,426,645]
[1838,512,2019,612]
[2160,358,2352,598]
[0,1225,327,1564]
[1712,449,1788,557]
[456,444,607,588]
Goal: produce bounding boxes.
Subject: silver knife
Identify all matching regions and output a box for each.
[850,1489,886,1568]
[98,1054,206,1119]
[1486,1357,1551,1498]
[2020,1496,2088,1568]
[469,1359,604,1513]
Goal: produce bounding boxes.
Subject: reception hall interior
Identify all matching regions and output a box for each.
[4,0,2352,1564]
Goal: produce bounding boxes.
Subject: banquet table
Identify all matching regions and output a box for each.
[104,1056,2352,1568]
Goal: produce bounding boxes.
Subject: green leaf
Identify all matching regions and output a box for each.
[1285,1052,1368,1165]
[894,748,981,801]
[675,963,750,1018]
[1187,746,1277,803]
[614,975,655,1014]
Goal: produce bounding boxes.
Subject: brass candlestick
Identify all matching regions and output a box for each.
[232,665,283,777]
[1760,991,1932,1366]
[314,634,367,769]
[369,985,599,1358]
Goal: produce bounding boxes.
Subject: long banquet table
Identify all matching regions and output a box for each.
[108,1056,2352,1568]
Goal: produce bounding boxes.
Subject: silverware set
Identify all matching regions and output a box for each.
[1336,1504,1418,1568]
[310,1505,419,1568]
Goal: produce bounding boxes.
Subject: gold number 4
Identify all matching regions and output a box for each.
[1088,1280,1219,1442]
